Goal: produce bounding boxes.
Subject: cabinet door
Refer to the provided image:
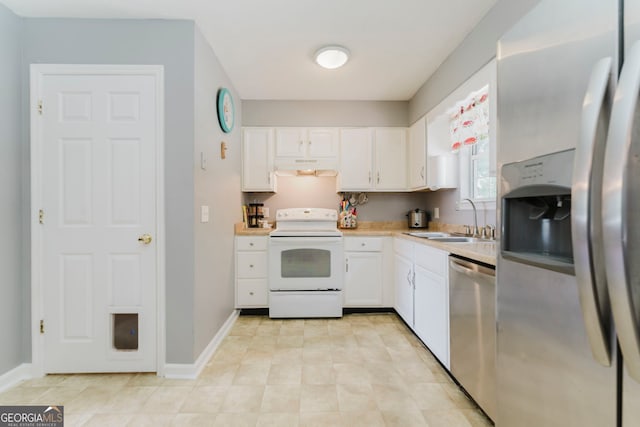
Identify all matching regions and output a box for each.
[414,265,449,368]
[339,128,372,190]
[375,128,407,190]
[308,128,338,158]
[427,153,458,190]
[275,128,305,157]
[394,253,414,326]
[345,252,383,307]
[409,117,427,189]
[242,128,275,191]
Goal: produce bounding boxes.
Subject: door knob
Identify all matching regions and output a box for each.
[138,234,152,245]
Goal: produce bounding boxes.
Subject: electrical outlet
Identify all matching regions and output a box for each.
[434,207,440,219]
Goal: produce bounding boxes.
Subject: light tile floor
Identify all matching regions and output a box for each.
[0,313,492,426]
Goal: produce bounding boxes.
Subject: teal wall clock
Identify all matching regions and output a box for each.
[217,87,235,133]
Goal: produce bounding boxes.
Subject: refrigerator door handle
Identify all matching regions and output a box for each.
[572,56,614,366]
[603,41,640,382]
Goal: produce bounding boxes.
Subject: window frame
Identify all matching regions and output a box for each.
[456,60,497,211]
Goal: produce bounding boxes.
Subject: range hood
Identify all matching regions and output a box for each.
[274,158,338,176]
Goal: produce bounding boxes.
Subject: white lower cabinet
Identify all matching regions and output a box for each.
[394,238,415,326]
[235,236,269,308]
[394,237,450,367]
[344,237,384,307]
[343,236,395,307]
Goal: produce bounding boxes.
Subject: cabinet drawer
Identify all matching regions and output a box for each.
[237,279,268,307]
[237,252,267,278]
[394,237,414,259]
[414,243,448,276]
[344,237,383,252]
[236,236,268,251]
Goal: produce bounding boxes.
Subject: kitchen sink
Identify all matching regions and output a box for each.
[405,231,495,243]
[428,236,480,243]
[405,231,450,238]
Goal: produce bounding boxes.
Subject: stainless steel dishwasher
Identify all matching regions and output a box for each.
[449,255,496,420]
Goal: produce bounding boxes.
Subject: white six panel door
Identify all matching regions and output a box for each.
[40,72,158,373]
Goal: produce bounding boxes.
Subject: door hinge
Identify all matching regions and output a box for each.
[40,319,44,334]
[38,100,43,115]
[39,209,44,224]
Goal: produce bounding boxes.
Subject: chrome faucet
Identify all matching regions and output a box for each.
[464,198,480,237]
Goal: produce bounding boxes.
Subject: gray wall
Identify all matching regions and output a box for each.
[409,0,540,123]
[244,176,341,219]
[0,4,26,376]
[422,190,496,229]
[22,18,198,364]
[242,100,409,127]
[193,28,241,359]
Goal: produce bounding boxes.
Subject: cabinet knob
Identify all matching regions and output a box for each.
[361,243,366,246]
[249,291,254,296]
[249,242,254,246]
[249,264,254,268]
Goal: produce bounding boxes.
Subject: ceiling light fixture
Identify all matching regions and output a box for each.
[314,46,350,69]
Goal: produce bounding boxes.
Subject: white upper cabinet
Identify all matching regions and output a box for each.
[308,128,339,158]
[374,128,407,190]
[274,127,339,170]
[339,128,373,190]
[408,116,427,189]
[338,127,407,191]
[425,109,459,191]
[274,128,305,158]
[242,128,275,192]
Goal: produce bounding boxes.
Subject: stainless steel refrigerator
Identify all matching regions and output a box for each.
[497,0,640,425]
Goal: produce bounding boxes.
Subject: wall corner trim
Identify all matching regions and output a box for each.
[163,309,240,379]
[0,364,34,393]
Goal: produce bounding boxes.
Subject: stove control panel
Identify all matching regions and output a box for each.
[276,208,338,222]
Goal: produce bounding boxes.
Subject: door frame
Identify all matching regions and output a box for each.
[30,64,166,377]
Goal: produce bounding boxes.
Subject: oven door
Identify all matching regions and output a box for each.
[269,236,343,291]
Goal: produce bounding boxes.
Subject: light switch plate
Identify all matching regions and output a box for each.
[434,207,440,219]
[263,207,270,218]
[200,152,207,170]
[201,205,209,223]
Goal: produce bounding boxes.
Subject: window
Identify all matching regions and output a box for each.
[447,61,497,209]
[424,59,497,209]
[459,123,496,203]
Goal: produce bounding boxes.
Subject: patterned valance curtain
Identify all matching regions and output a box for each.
[449,85,489,152]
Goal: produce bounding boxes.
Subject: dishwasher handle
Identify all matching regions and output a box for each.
[449,256,495,279]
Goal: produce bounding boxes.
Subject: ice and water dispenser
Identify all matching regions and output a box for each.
[501,149,575,275]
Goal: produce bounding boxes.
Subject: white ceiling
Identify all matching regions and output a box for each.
[1,0,497,101]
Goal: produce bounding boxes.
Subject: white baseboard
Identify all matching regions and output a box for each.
[163,309,239,379]
[0,363,34,393]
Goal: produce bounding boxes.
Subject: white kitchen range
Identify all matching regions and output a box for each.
[268,208,344,318]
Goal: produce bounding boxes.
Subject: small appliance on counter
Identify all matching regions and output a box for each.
[407,208,429,228]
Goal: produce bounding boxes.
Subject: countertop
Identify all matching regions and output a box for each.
[395,233,496,266]
[234,221,496,266]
